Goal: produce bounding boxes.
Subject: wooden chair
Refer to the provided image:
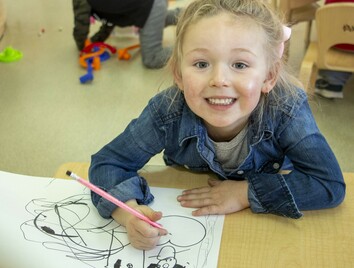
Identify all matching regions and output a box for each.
[276,0,320,48]
[299,3,354,93]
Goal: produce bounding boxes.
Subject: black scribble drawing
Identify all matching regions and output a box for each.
[147,246,186,268]
[20,193,220,268]
[20,194,130,268]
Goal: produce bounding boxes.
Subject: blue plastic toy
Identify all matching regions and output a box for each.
[79,50,111,84]
[79,60,94,83]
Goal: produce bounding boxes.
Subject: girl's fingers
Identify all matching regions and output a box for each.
[177,191,212,202]
[181,186,211,195]
[129,220,166,250]
[192,205,221,216]
[179,196,214,208]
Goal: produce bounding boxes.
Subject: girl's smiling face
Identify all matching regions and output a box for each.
[175,12,277,141]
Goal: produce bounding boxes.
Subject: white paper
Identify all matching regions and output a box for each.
[0,170,224,268]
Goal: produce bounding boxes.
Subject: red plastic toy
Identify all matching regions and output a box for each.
[81,42,116,56]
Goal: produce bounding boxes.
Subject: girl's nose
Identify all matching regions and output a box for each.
[209,65,229,88]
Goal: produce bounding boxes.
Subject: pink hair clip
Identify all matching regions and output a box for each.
[278,25,292,58]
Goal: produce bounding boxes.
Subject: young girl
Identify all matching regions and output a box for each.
[89,0,345,250]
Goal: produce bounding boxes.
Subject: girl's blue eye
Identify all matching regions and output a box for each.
[194,61,209,69]
[233,62,247,69]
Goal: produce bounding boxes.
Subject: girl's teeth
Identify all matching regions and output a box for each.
[207,98,235,105]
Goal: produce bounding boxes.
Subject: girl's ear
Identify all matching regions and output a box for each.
[261,63,280,94]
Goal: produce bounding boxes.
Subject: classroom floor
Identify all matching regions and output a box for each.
[0,0,353,177]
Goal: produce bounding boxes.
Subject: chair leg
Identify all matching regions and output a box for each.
[304,21,312,48]
[299,42,318,95]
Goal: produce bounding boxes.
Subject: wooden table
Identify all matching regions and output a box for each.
[55,162,354,268]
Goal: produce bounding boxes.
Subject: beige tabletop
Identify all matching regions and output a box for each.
[55,162,354,268]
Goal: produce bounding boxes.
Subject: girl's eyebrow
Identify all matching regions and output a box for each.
[232,48,257,57]
[185,47,257,57]
[184,48,209,56]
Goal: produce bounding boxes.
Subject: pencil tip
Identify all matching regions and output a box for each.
[66,170,72,176]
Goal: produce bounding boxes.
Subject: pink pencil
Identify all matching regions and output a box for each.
[66,170,163,229]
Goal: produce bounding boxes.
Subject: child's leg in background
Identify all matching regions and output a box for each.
[72,0,91,50]
[139,0,172,69]
[90,24,115,44]
[318,70,352,86]
[165,6,181,27]
[316,70,352,99]
[73,0,114,50]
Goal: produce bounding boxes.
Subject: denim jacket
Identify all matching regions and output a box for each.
[89,86,345,219]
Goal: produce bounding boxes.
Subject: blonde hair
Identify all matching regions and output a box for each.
[168,0,303,127]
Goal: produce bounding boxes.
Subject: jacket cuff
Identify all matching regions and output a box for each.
[93,176,154,218]
[247,173,303,219]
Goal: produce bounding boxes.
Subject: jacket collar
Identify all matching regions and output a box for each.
[178,101,203,146]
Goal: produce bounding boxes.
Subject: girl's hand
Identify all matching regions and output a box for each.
[177,178,250,216]
[111,200,168,250]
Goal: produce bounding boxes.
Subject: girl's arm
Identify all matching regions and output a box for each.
[247,97,345,218]
[89,102,165,218]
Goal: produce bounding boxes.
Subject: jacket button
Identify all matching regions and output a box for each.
[237,170,244,175]
[273,163,280,169]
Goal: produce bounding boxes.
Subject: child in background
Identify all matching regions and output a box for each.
[89,0,345,250]
[72,0,114,51]
[72,0,181,69]
[315,0,354,99]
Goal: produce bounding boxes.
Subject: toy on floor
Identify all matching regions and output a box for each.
[117,44,140,60]
[0,46,23,62]
[80,45,106,70]
[81,42,117,56]
[78,41,140,84]
[79,41,116,83]
[79,60,94,84]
